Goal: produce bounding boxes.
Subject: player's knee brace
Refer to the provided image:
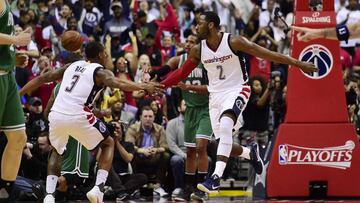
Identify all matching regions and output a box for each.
[217,116,234,157]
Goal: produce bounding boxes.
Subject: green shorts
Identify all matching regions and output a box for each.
[61,137,90,178]
[184,106,212,147]
[0,73,25,131]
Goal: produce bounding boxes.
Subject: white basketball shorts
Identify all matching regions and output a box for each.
[209,84,251,139]
[48,111,110,155]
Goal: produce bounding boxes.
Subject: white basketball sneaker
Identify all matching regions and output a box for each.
[86,185,104,203]
[43,194,55,203]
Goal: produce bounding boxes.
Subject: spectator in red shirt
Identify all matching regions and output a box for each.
[154,0,180,49]
[159,32,176,66]
[14,25,40,71]
[28,56,56,109]
[341,47,353,80]
[249,37,271,81]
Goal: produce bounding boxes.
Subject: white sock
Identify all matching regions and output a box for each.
[46,175,58,194]
[95,169,109,186]
[239,146,251,160]
[213,161,227,178]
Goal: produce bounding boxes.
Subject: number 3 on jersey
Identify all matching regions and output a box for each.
[65,75,80,92]
[217,65,225,80]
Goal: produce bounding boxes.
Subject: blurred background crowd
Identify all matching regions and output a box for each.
[3,0,360,201]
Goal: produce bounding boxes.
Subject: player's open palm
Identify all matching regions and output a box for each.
[298,61,318,74]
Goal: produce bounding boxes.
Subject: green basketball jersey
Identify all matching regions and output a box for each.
[0,2,15,72]
[54,84,90,177]
[180,53,209,107]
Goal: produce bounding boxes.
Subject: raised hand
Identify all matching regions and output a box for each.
[141,72,151,82]
[142,63,152,73]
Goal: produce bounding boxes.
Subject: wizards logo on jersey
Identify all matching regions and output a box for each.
[299,44,333,79]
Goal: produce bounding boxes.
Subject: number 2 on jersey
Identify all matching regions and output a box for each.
[65,75,80,92]
[217,65,226,80]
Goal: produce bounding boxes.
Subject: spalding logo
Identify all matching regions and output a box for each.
[298,44,333,79]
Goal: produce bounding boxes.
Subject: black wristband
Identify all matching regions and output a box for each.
[336,24,350,43]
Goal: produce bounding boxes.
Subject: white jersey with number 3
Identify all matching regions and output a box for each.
[201,33,248,93]
[51,60,103,115]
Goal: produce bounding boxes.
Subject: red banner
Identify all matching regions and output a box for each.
[266,0,360,198]
[267,124,360,197]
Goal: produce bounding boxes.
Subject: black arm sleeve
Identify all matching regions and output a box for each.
[149,65,172,81]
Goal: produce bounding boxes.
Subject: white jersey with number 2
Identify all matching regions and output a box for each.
[200,32,248,93]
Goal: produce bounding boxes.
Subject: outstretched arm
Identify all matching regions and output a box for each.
[19,64,70,96]
[96,69,163,94]
[292,22,360,42]
[230,36,318,73]
[161,45,201,87]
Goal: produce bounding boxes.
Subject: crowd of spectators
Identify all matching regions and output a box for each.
[4,0,360,201]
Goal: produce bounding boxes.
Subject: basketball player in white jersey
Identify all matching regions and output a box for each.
[161,11,318,194]
[20,42,163,203]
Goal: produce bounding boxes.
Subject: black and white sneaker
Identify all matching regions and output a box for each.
[115,191,129,202]
[32,183,45,200]
[249,142,264,174]
[190,189,209,202]
[197,174,220,194]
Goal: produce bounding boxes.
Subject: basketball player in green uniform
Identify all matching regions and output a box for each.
[178,53,211,201]
[0,0,31,198]
[149,34,212,201]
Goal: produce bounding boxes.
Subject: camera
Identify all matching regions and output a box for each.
[106,121,127,135]
[270,71,281,79]
[106,122,116,135]
[309,0,323,11]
